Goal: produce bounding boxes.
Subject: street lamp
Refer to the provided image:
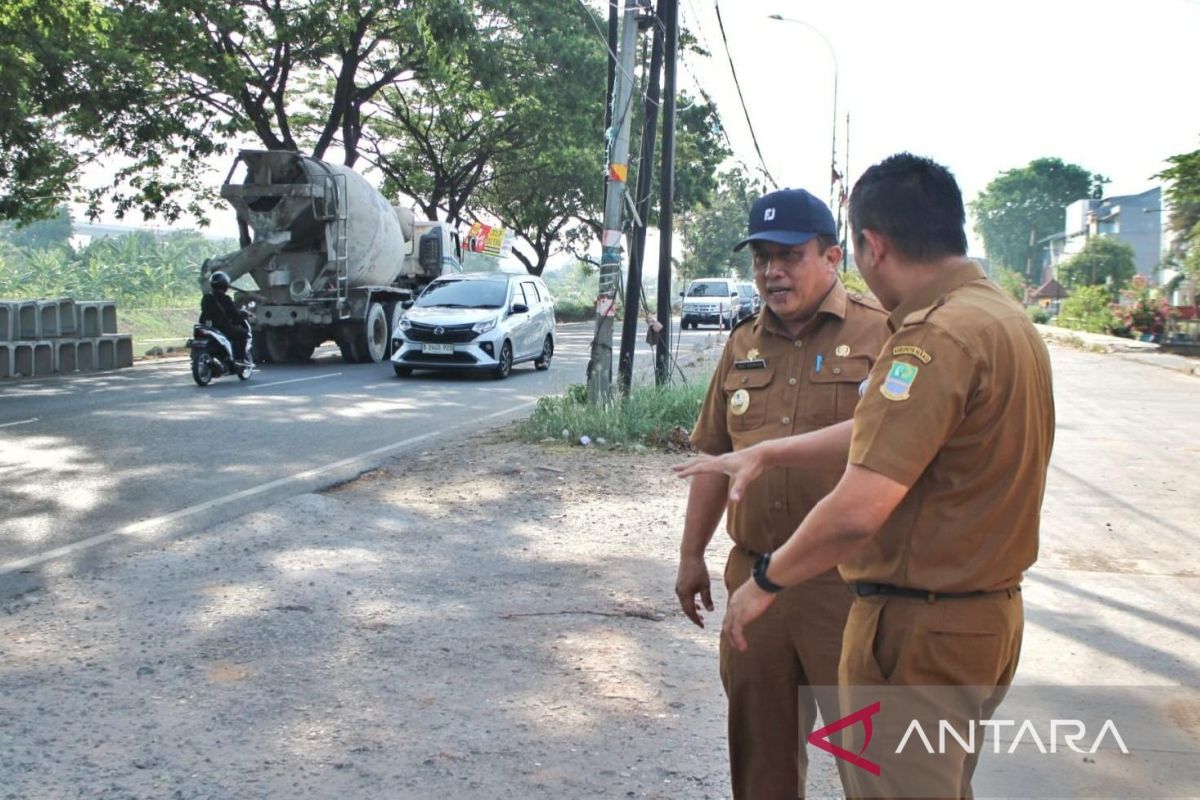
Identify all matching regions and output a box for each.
[767,14,840,213]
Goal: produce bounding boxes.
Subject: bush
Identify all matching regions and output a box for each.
[1026,306,1050,324]
[1058,285,1118,334]
[516,381,707,450]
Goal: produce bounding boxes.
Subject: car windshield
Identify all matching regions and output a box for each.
[687,282,730,297]
[416,279,507,309]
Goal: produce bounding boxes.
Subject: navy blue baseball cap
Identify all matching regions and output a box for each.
[733,188,837,251]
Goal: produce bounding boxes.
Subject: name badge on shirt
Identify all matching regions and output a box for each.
[734,359,767,370]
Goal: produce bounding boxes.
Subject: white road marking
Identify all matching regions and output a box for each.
[250,373,343,389]
[0,398,539,576]
[0,418,38,429]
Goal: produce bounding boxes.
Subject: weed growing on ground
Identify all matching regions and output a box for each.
[516,381,707,451]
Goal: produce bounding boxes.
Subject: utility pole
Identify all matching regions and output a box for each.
[655,0,678,386]
[586,0,642,404]
[618,1,665,396]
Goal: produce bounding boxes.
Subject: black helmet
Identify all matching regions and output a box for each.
[210,271,231,290]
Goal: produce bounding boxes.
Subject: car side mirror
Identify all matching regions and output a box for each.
[401,300,414,310]
[511,303,529,314]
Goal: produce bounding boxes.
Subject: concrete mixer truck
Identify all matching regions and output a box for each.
[200,149,463,364]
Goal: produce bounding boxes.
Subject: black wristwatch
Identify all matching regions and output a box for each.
[752,552,785,593]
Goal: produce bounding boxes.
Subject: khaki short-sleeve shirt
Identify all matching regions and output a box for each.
[842,260,1056,592]
[692,279,890,556]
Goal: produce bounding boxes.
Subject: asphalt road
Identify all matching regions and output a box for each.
[0,319,722,595]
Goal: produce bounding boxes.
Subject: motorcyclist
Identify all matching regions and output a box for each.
[200,271,249,364]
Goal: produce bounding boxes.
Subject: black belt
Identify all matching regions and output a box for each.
[849,582,1020,602]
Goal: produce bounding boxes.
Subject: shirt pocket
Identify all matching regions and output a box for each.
[723,368,775,431]
[806,355,872,425]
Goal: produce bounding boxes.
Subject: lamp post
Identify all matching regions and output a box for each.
[766,14,840,212]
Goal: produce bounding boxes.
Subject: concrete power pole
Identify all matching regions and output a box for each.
[586,0,642,405]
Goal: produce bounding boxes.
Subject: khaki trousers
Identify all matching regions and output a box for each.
[721,547,853,799]
[837,590,1024,800]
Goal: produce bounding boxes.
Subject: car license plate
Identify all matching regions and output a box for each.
[422,343,454,355]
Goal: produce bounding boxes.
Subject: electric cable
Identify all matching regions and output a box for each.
[713,0,777,189]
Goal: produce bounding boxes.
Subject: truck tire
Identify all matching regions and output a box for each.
[265,329,293,363]
[384,301,402,357]
[288,342,316,362]
[352,302,389,363]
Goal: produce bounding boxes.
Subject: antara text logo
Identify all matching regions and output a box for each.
[896,717,1130,756]
[809,703,1130,776]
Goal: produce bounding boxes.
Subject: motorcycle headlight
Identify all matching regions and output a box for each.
[472,317,498,334]
[398,316,412,331]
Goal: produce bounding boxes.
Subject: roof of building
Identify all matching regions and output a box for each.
[1033,278,1069,299]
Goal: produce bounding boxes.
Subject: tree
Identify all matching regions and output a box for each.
[678,168,762,280]
[1057,236,1136,294]
[1156,142,1200,280]
[969,157,1100,280]
[0,206,73,250]
[990,265,1027,303]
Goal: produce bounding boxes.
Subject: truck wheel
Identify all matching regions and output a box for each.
[384,301,403,357]
[265,329,293,363]
[352,302,389,363]
[288,342,316,362]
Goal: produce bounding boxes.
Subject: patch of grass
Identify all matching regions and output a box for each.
[516,381,707,451]
[118,306,199,355]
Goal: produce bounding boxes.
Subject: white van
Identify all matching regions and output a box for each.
[681,278,740,330]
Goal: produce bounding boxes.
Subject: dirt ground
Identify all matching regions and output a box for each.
[3,429,840,799]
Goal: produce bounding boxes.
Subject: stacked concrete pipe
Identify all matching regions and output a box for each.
[0,298,133,379]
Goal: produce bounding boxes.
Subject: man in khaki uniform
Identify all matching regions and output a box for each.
[677,187,889,799]
[676,154,1055,799]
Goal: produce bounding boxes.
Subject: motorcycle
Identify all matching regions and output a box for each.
[189,315,255,386]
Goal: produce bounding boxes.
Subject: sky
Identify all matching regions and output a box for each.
[78,0,1200,261]
[676,0,1200,253]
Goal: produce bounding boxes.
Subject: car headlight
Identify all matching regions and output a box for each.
[398,317,412,331]
[472,317,498,334]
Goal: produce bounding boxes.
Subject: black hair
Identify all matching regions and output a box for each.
[815,234,838,253]
[849,153,968,261]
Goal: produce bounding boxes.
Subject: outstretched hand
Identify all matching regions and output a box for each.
[671,447,766,503]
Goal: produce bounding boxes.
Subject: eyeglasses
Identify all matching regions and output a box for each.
[751,247,807,271]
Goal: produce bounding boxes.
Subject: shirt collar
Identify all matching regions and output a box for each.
[886,259,986,332]
[755,279,848,339]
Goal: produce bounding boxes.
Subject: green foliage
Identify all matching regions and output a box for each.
[990,265,1028,302]
[1058,285,1117,334]
[1156,142,1200,279]
[840,270,869,295]
[969,157,1099,279]
[679,168,763,280]
[516,381,707,450]
[0,230,234,306]
[1057,236,1136,293]
[1026,306,1050,324]
[0,206,73,250]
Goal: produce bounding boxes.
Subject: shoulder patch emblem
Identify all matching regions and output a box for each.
[880,361,918,401]
[835,344,850,357]
[892,344,932,364]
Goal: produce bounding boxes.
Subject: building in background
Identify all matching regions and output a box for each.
[1038,186,1164,284]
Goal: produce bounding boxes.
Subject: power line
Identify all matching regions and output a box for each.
[713,0,776,189]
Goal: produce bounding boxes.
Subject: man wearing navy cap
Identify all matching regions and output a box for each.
[677,188,889,798]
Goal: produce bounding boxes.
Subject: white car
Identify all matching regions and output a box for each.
[391,272,556,379]
[680,278,740,330]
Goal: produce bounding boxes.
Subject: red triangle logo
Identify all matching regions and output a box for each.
[807,701,882,776]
